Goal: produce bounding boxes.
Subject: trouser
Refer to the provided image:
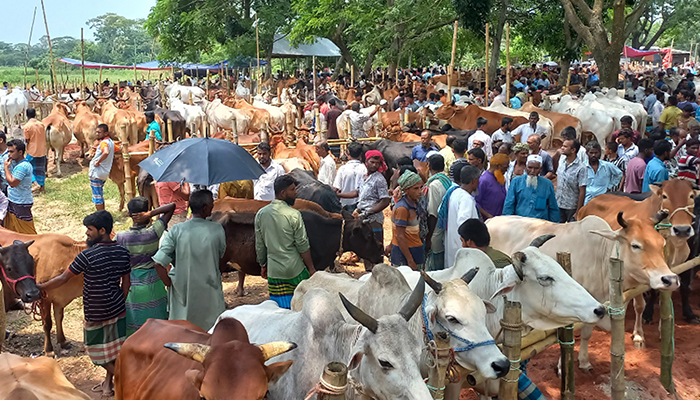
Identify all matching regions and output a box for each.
[363,221,384,271]
[560,208,577,223]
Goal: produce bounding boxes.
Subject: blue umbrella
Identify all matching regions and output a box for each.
[138,137,265,185]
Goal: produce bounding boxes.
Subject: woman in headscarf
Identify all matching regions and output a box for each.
[475,153,509,219]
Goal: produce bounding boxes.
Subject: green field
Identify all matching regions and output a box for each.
[0,65,171,89]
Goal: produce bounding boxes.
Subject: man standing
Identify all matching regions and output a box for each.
[155,179,189,228]
[556,139,587,222]
[468,117,493,159]
[390,171,425,270]
[255,175,316,308]
[475,153,509,219]
[425,154,451,271]
[23,108,47,194]
[503,155,560,222]
[89,124,115,211]
[492,117,514,145]
[152,190,227,331]
[0,130,8,194]
[513,112,547,143]
[659,95,681,131]
[354,150,391,270]
[443,165,480,268]
[4,140,36,234]
[611,116,641,144]
[642,140,672,192]
[527,135,555,179]
[116,198,175,336]
[37,211,131,396]
[411,131,439,162]
[625,138,653,193]
[585,141,623,204]
[449,138,469,181]
[315,140,336,186]
[253,142,286,201]
[439,135,456,174]
[616,128,639,169]
[326,99,343,155]
[349,103,378,139]
[333,142,367,212]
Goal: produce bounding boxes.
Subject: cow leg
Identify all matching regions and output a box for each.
[117,181,126,212]
[680,268,699,323]
[633,294,646,349]
[235,271,246,297]
[54,305,70,351]
[642,289,657,324]
[41,300,54,354]
[577,323,594,371]
[55,147,63,177]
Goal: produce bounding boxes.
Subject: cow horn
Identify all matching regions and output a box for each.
[617,211,628,229]
[460,267,480,285]
[164,342,210,363]
[421,271,442,294]
[651,210,669,224]
[258,341,297,361]
[398,275,425,321]
[529,234,555,248]
[340,293,378,334]
[512,252,526,281]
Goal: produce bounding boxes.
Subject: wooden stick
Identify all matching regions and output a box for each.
[498,299,521,400]
[351,65,354,86]
[520,333,558,362]
[24,7,37,89]
[99,66,103,85]
[448,20,458,99]
[623,257,700,302]
[521,328,557,349]
[313,56,317,102]
[319,362,348,400]
[660,289,676,394]
[40,0,57,94]
[167,119,173,142]
[81,28,86,96]
[427,331,451,400]
[557,252,575,400]
[148,134,155,156]
[122,141,135,201]
[609,258,625,400]
[484,23,489,106]
[505,23,510,107]
[564,67,571,95]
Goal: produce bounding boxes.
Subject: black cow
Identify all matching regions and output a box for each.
[152,108,187,142]
[288,168,342,214]
[440,124,475,141]
[1,240,40,309]
[212,210,384,295]
[140,86,162,111]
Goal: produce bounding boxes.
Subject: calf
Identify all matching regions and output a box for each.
[115,318,295,400]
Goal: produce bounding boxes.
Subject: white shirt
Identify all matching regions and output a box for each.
[558,146,588,172]
[512,123,548,143]
[444,188,479,268]
[617,143,639,166]
[253,160,286,201]
[492,128,513,144]
[333,159,367,206]
[634,87,646,103]
[468,130,493,159]
[651,101,664,127]
[317,154,337,186]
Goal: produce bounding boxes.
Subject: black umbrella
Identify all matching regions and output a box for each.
[138,137,265,185]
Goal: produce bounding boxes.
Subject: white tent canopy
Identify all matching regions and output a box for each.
[272,34,341,58]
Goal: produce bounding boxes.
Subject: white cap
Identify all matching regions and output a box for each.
[527,154,543,164]
[380,99,388,106]
[426,150,440,160]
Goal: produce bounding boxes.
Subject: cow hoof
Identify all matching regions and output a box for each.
[632,336,645,350]
[578,362,593,372]
[684,315,700,324]
[643,317,653,325]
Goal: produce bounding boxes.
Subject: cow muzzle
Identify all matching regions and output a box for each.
[671,225,694,238]
[660,274,680,290]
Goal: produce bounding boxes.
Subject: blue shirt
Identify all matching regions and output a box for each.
[8,159,34,205]
[502,175,559,222]
[510,97,522,109]
[146,120,162,141]
[642,156,669,193]
[411,144,439,162]
[643,95,657,113]
[585,160,622,204]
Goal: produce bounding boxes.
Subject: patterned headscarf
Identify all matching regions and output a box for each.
[513,142,530,153]
[398,170,422,191]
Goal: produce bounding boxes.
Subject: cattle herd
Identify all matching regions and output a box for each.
[0,66,699,399]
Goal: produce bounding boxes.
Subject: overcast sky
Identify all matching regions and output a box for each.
[2,0,156,44]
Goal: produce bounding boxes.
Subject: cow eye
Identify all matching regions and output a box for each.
[446,315,459,324]
[662,194,668,200]
[631,243,642,250]
[379,359,394,370]
[537,276,554,286]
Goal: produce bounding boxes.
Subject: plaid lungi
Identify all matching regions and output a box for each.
[27,155,46,186]
[125,268,168,336]
[90,179,105,205]
[268,268,310,309]
[84,313,126,366]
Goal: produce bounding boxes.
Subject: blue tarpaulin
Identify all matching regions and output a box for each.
[58,58,268,71]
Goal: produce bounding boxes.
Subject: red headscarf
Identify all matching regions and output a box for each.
[365,150,388,173]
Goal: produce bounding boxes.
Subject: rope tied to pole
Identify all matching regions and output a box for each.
[558,325,575,346]
[304,374,348,400]
[606,305,626,316]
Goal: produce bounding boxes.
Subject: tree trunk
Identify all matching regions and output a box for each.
[388,37,403,79]
[363,49,377,79]
[593,46,620,88]
[265,46,272,79]
[331,34,357,76]
[488,0,508,87]
[332,56,343,79]
[558,59,571,87]
[243,0,251,20]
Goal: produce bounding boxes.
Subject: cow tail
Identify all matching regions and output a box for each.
[45,124,52,149]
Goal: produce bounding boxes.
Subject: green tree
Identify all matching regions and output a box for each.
[630,0,700,50]
[88,13,156,65]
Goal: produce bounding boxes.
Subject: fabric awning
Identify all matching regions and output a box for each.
[623,46,660,58]
[272,34,341,58]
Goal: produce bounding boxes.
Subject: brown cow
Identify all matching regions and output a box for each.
[116,100,148,142]
[0,353,91,400]
[0,227,85,354]
[97,99,139,145]
[434,104,528,134]
[520,102,583,142]
[41,102,73,176]
[114,318,295,400]
[227,98,276,139]
[72,100,102,159]
[269,133,321,174]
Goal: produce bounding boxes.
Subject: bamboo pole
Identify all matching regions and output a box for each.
[520,333,558,361]
[318,362,348,400]
[505,23,511,107]
[99,66,103,86]
[427,331,451,400]
[313,56,317,102]
[499,299,521,400]
[660,289,675,394]
[484,23,489,106]
[24,7,37,89]
[148,134,155,155]
[564,67,571,95]
[167,119,173,142]
[35,68,39,89]
[609,258,626,400]
[521,328,557,349]
[81,28,86,96]
[40,0,57,94]
[351,65,354,87]
[557,252,575,400]
[623,257,700,302]
[447,20,458,100]
[134,64,138,85]
[122,141,135,201]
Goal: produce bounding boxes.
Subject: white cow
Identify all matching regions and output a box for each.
[211,283,432,400]
[337,108,379,138]
[202,98,250,141]
[165,82,205,103]
[168,97,206,137]
[291,264,509,381]
[362,86,382,106]
[486,215,679,370]
[593,89,648,133]
[252,97,286,132]
[549,94,617,145]
[0,87,29,127]
[488,100,554,139]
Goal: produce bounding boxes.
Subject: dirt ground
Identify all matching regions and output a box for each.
[5,147,700,399]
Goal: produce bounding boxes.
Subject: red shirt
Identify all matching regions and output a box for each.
[155,182,188,214]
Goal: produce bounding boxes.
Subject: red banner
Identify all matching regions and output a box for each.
[662,49,673,68]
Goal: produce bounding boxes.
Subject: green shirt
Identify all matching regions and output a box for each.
[484,246,512,269]
[255,200,311,279]
[152,218,227,331]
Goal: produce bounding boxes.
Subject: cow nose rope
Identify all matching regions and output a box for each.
[304,374,348,400]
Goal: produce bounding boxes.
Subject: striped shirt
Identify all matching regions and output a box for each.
[69,241,131,322]
[677,155,699,184]
[116,219,166,270]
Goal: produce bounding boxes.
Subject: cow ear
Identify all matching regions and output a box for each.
[649,184,662,196]
[589,229,623,242]
[184,369,204,390]
[348,351,364,371]
[265,360,294,383]
[490,264,521,299]
[483,300,497,314]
